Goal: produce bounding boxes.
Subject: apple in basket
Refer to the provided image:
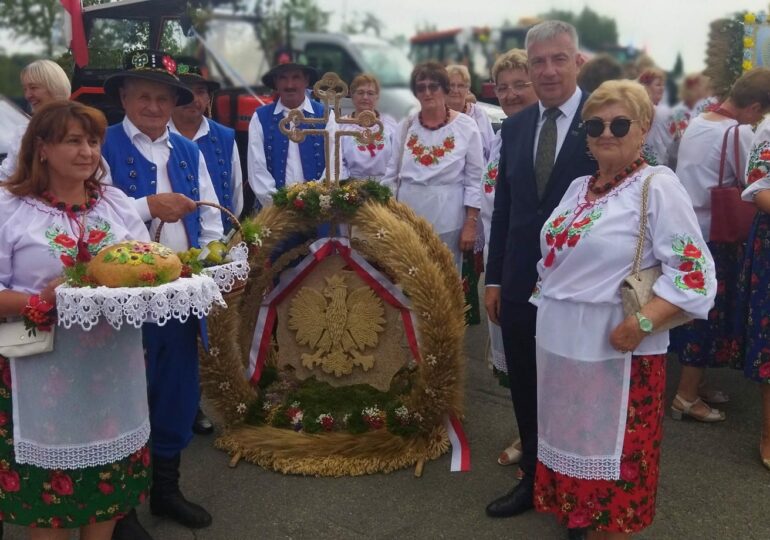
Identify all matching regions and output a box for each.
[87,240,183,287]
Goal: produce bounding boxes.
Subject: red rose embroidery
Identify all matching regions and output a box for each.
[54,234,76,249]
[544,249,556,268]
[748,168,766,184]
[60,254,75,267]
[444,138,455,150]
[682,244,702,259]
[484,183,494,193]
[760,150,770,160]
[553,231,568,249]
[406,135,417,148]
[683,271,705,290]
[433,147,445,158]
[0,470,20,492]
[50,472,74,496]
[419,154,434,166]
[552,215,566,228]
[567,233,580,247]
[488,167,497,180]
[87,229,107,244]
[545,233,554,246]
[759,362,770,378]
[679,261,694,272]
[98,481,115,495]
[572,216,591,229]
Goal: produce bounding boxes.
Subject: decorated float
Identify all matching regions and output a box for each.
[198,73,470,476]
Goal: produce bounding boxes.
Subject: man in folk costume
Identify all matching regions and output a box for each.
[170,56,243,436]
[171,56,243,234]
[247,50,325,209]
[484,21,597,538]
[101,49,223,539]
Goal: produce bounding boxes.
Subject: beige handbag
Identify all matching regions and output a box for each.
[0,320,55,358]
[620,173,693,334]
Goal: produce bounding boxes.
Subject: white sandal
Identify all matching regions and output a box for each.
[497,439,522,466]
[671,394,725,422]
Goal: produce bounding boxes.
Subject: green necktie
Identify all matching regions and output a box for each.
[534,107,561,199]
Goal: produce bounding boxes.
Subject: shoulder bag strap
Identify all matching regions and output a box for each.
[394,116,414,200]
[732,124,745,186]
[632,173,656,278]
[717,124,733,188]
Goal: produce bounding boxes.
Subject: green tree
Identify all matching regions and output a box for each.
[0,0,59,57]
[251,0,329,58]
[538,7,618,51]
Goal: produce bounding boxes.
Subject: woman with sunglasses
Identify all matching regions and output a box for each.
[532,80,715,537]
[383,61,483,271]
[338,73,397,181]
[668,68,770,425]
[446,65,495,160]
[479,49,537,470]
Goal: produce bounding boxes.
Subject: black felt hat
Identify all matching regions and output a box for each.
[103,49,194,105]
[261,48,319,89]
[175,56,221,93]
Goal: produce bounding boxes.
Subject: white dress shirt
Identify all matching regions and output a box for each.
[168,117,243,217]
[247,96,318,209]
[103,117,223,252]
[533,88,583,163]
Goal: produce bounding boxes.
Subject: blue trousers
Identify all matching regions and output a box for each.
[143,318,200,458]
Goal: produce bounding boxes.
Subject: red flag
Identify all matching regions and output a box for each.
[60,0,88,68]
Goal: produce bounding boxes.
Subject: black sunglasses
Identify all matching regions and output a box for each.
[584,117,637,138]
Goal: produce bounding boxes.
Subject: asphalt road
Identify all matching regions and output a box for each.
[6,311,770,539]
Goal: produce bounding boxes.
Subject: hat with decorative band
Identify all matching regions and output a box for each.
[103,49,194,105]
[261,48,319,89]
[175,56,221,93]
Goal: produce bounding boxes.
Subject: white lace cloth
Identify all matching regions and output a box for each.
[56,274,226,331]
[201,242,250,293]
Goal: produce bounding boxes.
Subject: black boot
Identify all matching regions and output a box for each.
[485,476,535,518]
[112,508,153,540]
[150,453,212,529]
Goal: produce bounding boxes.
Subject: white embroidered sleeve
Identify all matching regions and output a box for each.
[246,112,277,209]
[196,151,225,245]
[743,119,770,201]
[462,121,484,210]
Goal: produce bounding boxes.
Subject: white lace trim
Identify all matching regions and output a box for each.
[56,274,226,331]
[201,242,250,293]
[14,419,150,470]
[538,440,620,481]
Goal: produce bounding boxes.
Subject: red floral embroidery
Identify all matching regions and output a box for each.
[748,168,766,184]
[0,470,20,493]
[60,254,75,267]
[407,134,455,166]
[87,229,107,244]
[50,472,74,496]
[54,234,76,249]
[683,271,705,289]
[679,261,694,272]
[683,243,702,259]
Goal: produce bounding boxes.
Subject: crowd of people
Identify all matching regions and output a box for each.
[1,16,770,540]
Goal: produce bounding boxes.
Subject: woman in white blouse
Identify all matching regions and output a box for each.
[383,61,483,271]
[339,73,397,181]
[532,80,715,537]
[637,67,672,167]
[0,102,152,539]
[0,59,71,182]
[445,64,495,161]
[669,68,770,423]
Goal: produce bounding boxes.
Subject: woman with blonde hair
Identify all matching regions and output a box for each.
[0,59,72,181]
[532,80,715,536]
[445,64,494,160]
[637,67,672,166]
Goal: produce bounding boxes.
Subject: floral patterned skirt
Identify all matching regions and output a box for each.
[0,357,151,528]
[736,213,770,382]
[534,354,666,533]
[669,241,744,368]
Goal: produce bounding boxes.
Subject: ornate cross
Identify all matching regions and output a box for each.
[278,72,384,185]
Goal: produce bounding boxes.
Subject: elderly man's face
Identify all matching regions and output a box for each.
[527,32,583,108]
[119,78,177,140]
[275,69,309,109]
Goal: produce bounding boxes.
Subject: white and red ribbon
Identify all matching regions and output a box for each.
[444,414,471,472]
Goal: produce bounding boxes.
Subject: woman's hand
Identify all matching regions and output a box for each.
[459,219,476,251]
[609,315,646,354]
[39,277,64,306]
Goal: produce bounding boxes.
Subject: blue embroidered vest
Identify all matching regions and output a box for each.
[103,124,203,248]
[256,100,325,188]
[196,119,236,232]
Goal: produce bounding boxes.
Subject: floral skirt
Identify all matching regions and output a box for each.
[669,241,743,368]
[534,354,666,533]
[0,357,151,528]
[735,213,770,382]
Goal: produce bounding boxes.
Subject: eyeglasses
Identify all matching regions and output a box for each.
[353,90,377,98]
[415,82,441,94]
[495,82,533,95]
[449,83,469,91]
[584,117,638,138]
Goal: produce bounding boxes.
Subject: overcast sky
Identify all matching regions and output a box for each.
[325,0,767,72]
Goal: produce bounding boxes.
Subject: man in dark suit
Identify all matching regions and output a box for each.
[484,20,598,525]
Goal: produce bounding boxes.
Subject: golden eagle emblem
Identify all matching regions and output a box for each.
[288,274,386,377]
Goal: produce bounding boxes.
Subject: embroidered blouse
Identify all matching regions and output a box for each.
[531,165,716,359]
[676,115,752,241]
[382,113,483,235]
[466,102,495,161]
[339,113,397,180]
[742,116,770,201]
[480,131,503,243]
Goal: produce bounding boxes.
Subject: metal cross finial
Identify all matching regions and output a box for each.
[278,72,384,185]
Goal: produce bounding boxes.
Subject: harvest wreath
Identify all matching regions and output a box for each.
[198,180,468,476]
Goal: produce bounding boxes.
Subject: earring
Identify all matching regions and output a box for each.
[40,156,47,163]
